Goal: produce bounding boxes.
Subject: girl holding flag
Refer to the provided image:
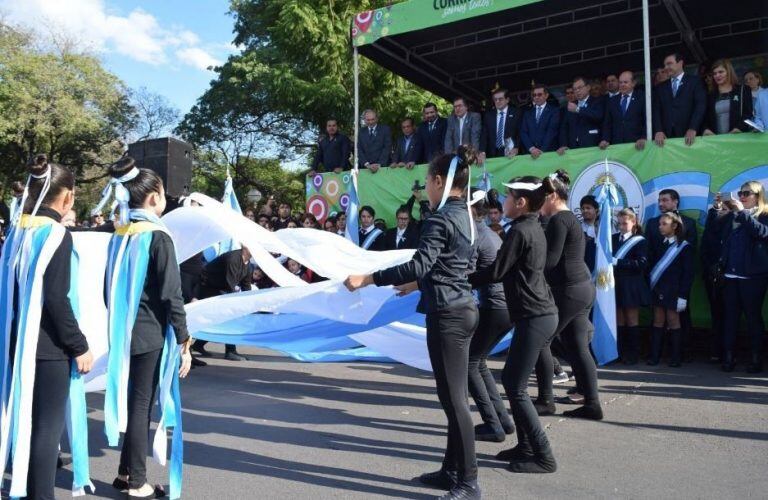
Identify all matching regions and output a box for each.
[612,208,650,365]
[0,155,94,498]
[647,212,693,367]
[100,156,193,499]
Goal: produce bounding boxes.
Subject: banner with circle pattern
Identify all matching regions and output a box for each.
[305,172,353,225]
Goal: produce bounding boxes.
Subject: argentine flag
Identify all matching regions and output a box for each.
[592,178,619,365]
[345,169,360,245]
[203,170,242,261]
[642,171,711,223]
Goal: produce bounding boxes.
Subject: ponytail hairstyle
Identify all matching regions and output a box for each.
[505,176,547,212]
[107,156,163,209]
[660,212,684,242]
[428,145,477,194]
[542,169,571,201]
[618,207,643,235]
[22,154,75,214]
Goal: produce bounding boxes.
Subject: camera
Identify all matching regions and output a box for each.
[412,180,425,191]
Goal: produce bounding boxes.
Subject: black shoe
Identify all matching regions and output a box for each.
[191,356,207,367]
[224,351,246,361]
[191,341,210,357]
[668,360,682,368]
[508,451,557,474]
[438,481,481,500]
[495,444,534,462]
[533,399,556,416]
[474,423,505,442]
[57,455,71,469]
[417,469,457,490]
[112,477,129,491]
[562,404,604,421]
[555,394,583,405]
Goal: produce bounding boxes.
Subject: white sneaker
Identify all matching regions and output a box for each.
[553,371,570,384]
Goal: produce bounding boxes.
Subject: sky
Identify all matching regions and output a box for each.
[0,0,238,116]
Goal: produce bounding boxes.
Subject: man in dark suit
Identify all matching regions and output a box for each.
[358,109,392,173]
[390,118,422,169]
[652,52,707,147]
[479,88,521,162]
[557,76,606,155]
[416,102,447,162]
[382,206,419,250]
[520,84,561,159]
[310,118,351,173]
[599,71,647,151]
[444,97,482,154]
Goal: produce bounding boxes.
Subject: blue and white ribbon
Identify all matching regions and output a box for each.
[437,156,475,244]
[92,167,140,225]
[361,227,383,249]
[649,240,689,289]
[614,235,644,260]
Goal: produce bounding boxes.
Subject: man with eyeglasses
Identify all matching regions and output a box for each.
[445,96,481,155]
[557,76,606,155]
[521,84,561,159]
[479,88,521,162]
[382,205,419,250]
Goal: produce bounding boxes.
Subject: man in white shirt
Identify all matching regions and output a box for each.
[444,97,481,154]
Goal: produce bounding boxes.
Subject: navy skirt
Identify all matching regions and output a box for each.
[616,274,651,308]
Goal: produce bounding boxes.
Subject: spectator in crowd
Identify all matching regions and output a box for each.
[590,78,605,99]
[647,212,694,368]
[257,213,272,230]
[743,70,764,112]
[324,216,337,232]
[703,59,753,135]
[358,205,385,250]
[487,201,504,226]
[654,67,669,86]
[286,219,298,229]
[600,70,647,150]
[90,212,105,227]
[336,212,347,236]
[580,195,598,273]
[701,195,730,363]
[273,201,293,230]
[645,189,698,261]
[445,96,482,154]
[563,85,576,105]
[717,181,768,373]
[311,118,351,173]
[652,52,707,146]
[753,87,768,131]
[259,195,276,217]
[382,205,419,250]
[612,208,650,365]
[358,109,392,173]
[61,209,77,227]
[301,213,321,229]
[416,102,447,162]
[243,207,256,221]
[605,74,620,98]
[286,258,314,283]
[480,88,521,161]
[558,76,606,154]
[521,84,561,158]
[390,117,422,169]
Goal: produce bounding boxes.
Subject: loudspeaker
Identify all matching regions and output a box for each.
[127,137,193,198]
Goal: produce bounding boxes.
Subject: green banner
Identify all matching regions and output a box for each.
[352,0,541,47]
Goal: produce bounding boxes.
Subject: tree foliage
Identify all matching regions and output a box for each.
[128,87,181,143]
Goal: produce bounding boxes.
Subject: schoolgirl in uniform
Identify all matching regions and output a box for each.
[648,212,694,367]
[612,208,650,365]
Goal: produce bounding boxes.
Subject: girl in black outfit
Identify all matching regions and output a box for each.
[469,176,559,474]
[106,157,193,499]
[345,147,481,500]
[537,170,602,421]
[613,208,650,365]
[647,212,694,367]
[5,156,94,499]
[467,192,514,443]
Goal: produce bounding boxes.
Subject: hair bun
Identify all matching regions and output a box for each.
[12,181,25,196]
[456,145,478,168]
[27,153,49,176]
[109,155,137,179]
[554,169,571,186]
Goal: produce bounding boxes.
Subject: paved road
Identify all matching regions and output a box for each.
[52,346,768,499]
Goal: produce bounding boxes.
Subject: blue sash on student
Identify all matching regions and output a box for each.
[614,235,644,260]
[650,240,689,289]
[361,227,383,250]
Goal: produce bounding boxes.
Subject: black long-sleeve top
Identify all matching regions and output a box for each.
[611,233,649,277]
[469,221,507,310]
[198,249,252,299]
[544,210,591,287]
[468,212,557,321]
[14,208,89,360]
[129,230,190,354]
[373,197,474,314]
[311,133,351,172]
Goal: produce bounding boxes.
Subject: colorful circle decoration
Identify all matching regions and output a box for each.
[342,174,351,185]
[312,174,324,190]
[325,179,340,197]
[339,193,350,209]
[307,195,328,222]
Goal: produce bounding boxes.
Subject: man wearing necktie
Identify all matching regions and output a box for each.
[557,76,606,155]
[480,88,521,162]
[444,97,481,154]
[390,117,422,169]
[521,84,561,159]
[358,109,392,173]
[417,102,447,162]
[600,70,647,151]
[382,206,419,251]
[652,52,706,147]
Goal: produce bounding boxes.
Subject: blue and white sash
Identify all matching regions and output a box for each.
[104,214,184,499]
[650,240,689,289]
[614,235,644,260]
[361,227,383,250]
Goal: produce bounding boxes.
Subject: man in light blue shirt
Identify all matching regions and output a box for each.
[753,88,768,131]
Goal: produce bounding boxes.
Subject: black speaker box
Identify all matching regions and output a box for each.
[127,137,193,198]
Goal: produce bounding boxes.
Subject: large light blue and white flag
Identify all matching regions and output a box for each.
[203,169,242,261]
[344,169,361,245]
[592,170,619,365]
[642,171,711,223]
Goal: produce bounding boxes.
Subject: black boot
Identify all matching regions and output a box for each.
[668,328,682,367]
[625,326,640,365]
[508,447,557,474]
[533,397,556,416]
[438,480,481,499]
[617,326,627,362]
[496,423,533,462]
[417,469,457,490]
[474,422,505,442]
[647,327,664,366]
[746,352,763,374]
[721,351,735,372]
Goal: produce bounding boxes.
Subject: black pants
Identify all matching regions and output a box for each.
[702,271,725,358]
[502,314,559,453]
[27,359,70,500]
[119,349,162,488]
[537,282,599,404]
[723,277,768,357]
[467,307,512,431]
[426,301,479,482]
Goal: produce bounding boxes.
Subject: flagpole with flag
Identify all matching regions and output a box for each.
[203,167,242,261]
[591,159,619,365]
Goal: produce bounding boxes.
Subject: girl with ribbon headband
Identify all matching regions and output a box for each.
[345,146,482,500]
[101,156,192,499]
[0,154,95,498]
[469,175,559,474]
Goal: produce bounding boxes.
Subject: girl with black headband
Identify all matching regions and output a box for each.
[469,176,559,473]
[345,146,481,500]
